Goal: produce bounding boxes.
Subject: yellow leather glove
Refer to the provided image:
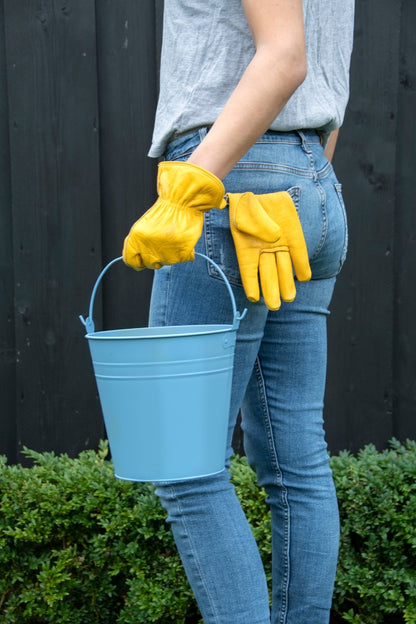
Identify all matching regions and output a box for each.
[228,191,311,310]
[123,161,226,270]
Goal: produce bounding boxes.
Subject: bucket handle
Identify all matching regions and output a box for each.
[79,252,247,335]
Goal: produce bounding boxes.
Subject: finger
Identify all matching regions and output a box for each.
[276,252,297,302]
[259,252,281,310]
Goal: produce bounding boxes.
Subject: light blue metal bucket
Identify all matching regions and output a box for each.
[80,253,246,483]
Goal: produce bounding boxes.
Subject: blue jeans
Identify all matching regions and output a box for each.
[149,128,347,623]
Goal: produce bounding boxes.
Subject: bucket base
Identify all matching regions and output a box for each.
[114,466,225,483]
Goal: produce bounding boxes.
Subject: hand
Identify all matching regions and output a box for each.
[122,161,226,270]
[228,190,311,310]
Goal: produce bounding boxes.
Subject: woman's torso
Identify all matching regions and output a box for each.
[149,0,355,157]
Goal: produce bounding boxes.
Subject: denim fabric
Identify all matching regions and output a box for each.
[149,129,347,623]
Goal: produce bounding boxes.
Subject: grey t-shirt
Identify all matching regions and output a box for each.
[149,0,355,157]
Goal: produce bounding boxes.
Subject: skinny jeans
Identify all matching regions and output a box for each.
[149,128,348,624]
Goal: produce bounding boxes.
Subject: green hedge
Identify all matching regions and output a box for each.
[331,439,416,624]
[1,440,415,623]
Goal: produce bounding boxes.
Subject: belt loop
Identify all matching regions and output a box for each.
[198,126,210,141]
[297,130,312,154]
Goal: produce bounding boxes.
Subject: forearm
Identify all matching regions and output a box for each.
[188,50,306,179]
[323,129,339,162]
[187,0,306,180]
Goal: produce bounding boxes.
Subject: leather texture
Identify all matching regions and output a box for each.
[228,190,311,310]
[123,161,226,270]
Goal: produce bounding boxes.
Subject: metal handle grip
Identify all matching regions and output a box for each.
[79,253,246,335]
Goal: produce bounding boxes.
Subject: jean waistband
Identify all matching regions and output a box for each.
[265,128,322,144]
[165,127,322,160]
[198,126,322,144]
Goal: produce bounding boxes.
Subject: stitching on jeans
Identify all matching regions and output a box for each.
[299,143,328,264]
[232,160,333,180]
[233,162,314,177]
[162,267,173,326]
[334,183,348,272]
[308,179,328,263]
[253,357,290,624]
[204,212,242,286]
[167,485,220,623]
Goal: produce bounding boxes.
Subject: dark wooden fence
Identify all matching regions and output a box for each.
[1,1,415,464]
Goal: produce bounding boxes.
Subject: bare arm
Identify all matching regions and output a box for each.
[187,0,307,180]
[323,129,339,162]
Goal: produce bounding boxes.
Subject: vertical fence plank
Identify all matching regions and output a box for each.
[2,0,416,462]
[325,0,401,453]
[393,0,416,441]
[155,0,163,82]
[0,0,16,462]
[95,0,158,331]
[4,0,104,460]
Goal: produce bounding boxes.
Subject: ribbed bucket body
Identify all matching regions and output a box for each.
[86,324,237,482]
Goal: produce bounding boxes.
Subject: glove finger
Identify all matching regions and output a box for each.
[276,251,297,302]
[238,250,261,303]
[259,252,281,311]
[158,246,195,266]
[184,248,195,264]
[290,245,312,282]
[122,236,146,271]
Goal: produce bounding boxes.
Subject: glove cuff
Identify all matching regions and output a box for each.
[157,161,226,210]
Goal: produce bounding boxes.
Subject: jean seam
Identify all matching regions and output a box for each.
[232,160,332,180]
[168,485,220,624]
[334,183,348,272]
[162,267,173,325]
[308,179,328,263]
[253,357,290,624]
[204,212,243,286]
[299,139,328,264]
[233,161,316,178]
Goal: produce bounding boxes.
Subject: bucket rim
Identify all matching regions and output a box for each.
[84,323,236,340]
